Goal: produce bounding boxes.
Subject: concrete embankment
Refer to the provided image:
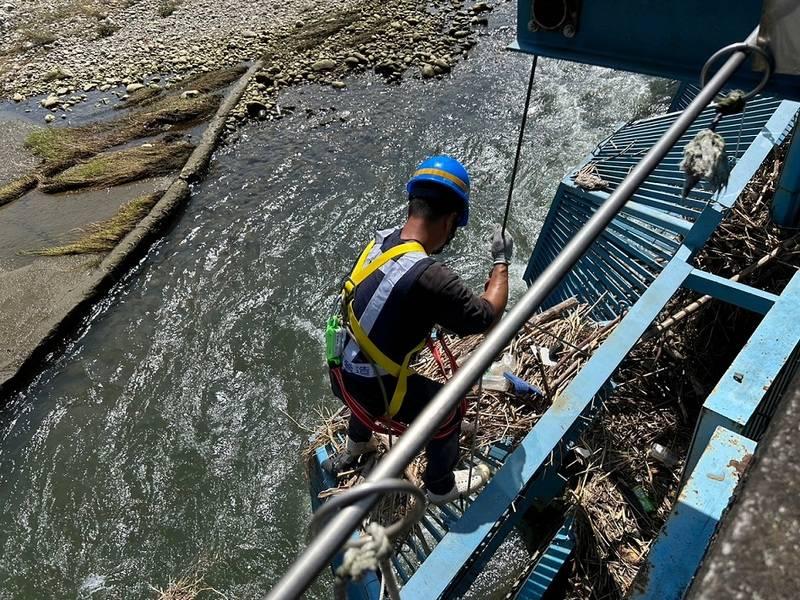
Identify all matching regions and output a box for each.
[0,61,261,397]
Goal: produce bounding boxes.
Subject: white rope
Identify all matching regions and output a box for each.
[336,522,393,582]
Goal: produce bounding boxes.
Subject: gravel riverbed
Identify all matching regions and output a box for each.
[1,0,500,125]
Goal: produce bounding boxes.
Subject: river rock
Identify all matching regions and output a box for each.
[41,94,60,108]
[11,92,23,102]
[311,58,336,72]
[242,30,258,38]
[344,56,360,68]
[421,64,435,78]
[331,81,346,89]
[352,52,368,63]
[246,100,267,119]
[453,30,469,39]
[181,89,199,98]
[83,83,96,92]
[56,87,69,95]
[44,113,55,123]
[434,58,451,72]
[126,82,144,93]
[471,2,492,12]
[254,72,273,85]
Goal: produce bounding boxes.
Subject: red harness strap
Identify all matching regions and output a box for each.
[426,335,459,380]
[331,366,464,441]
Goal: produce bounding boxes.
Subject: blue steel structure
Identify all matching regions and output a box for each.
[685,273,800,474]
[524,95,798,318]
[628,427,757,600]
[513,517,575,600]
[513,1,800,102]
[632,273,800,600]
[773,119,800,226]
[305,91,798,598]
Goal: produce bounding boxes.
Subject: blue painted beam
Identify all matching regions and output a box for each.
[686,272,800,473]
[400,253,695,599]
[629,427,756,600]
[683,269,778,314]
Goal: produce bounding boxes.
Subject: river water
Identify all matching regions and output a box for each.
[0,4,671,598]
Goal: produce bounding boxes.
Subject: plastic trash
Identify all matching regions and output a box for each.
[532,345,557,366]
[481,373,509,391]
[503,372,543,396]
[573,446,592,462]
[481,353,517,391]
[648,443,677,468]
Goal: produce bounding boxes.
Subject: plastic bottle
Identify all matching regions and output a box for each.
[632,485,656,514]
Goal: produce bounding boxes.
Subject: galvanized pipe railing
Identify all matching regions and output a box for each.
[267,27,763,599]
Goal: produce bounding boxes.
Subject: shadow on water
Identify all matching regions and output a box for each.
[0,4,671,598]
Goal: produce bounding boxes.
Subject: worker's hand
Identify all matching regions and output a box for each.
[490,226,514,265]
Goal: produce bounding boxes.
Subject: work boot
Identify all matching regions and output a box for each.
[322,436,378,474]
[426,464,491,505]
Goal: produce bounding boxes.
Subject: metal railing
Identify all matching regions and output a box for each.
[267,26,765,599]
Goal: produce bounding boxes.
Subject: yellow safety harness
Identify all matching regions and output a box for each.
[342,239,428,418]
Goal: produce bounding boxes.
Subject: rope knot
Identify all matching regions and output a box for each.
[715,89,747,116]
[336,523,393,581]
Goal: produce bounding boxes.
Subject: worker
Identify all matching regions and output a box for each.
[327,155,512,505]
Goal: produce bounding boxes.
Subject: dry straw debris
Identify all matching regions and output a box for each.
[26,94,217,173]
[0,173,38,207]
[149,565,226,600]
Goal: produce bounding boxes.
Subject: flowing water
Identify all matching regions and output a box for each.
[0,5,672,598]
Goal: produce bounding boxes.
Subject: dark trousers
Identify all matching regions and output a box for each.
[330,370,461,495]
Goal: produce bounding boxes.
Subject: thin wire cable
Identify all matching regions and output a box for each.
[463,375,483,512]
[502,55,539,236]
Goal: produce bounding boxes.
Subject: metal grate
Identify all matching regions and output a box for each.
[524,96,790,320]
[744,343,800,440]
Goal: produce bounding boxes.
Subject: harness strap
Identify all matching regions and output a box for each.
[332,367,462,441]
[347,302,426,417]
[343,240,424,295]
[440,336,459,373]
[426,336,460,380]
[343,238,427,418]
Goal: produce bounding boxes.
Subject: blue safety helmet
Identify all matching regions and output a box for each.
[406,155,470,227]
